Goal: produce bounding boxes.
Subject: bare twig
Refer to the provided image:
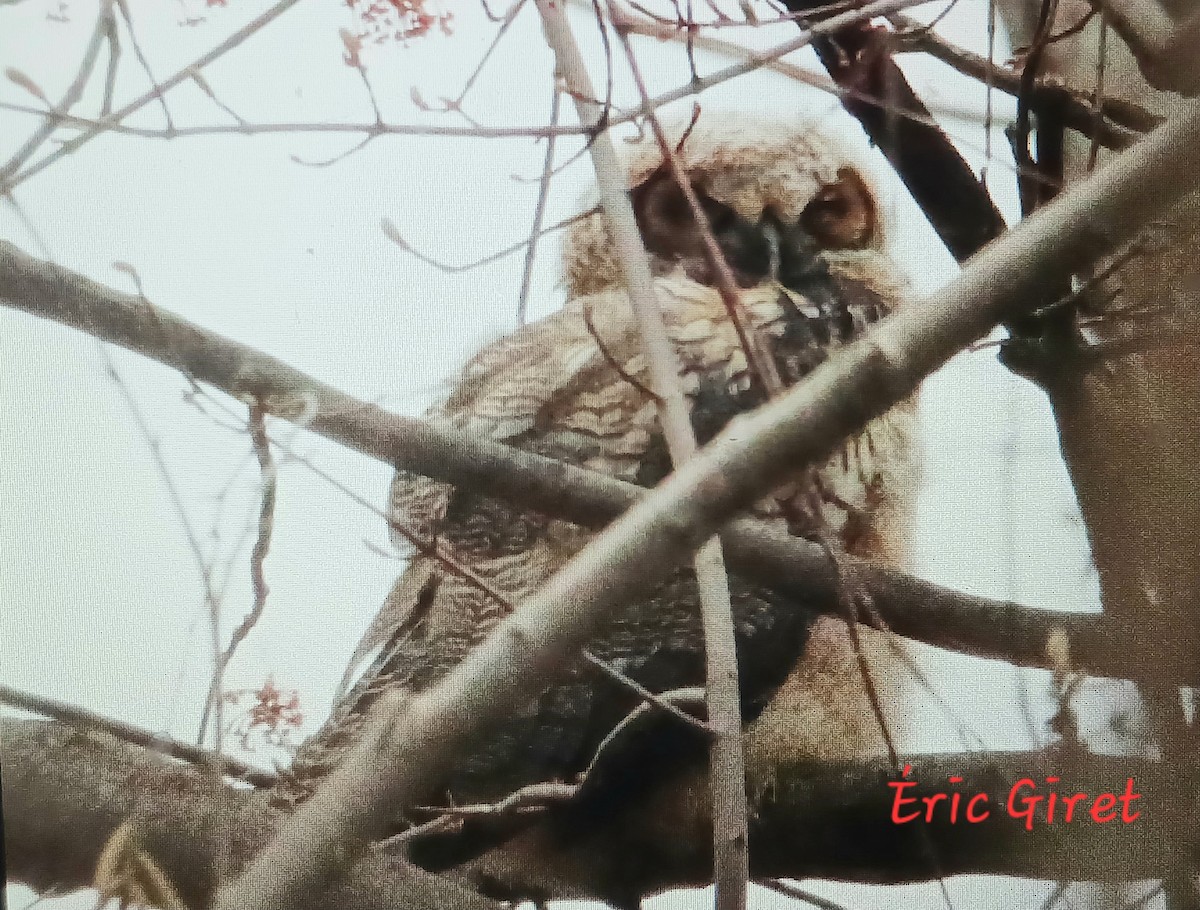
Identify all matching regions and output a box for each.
[889,11,1155,142]
[1086,9,1107,171]
[515,85,561,326]
[0,101,585,142]
[448,0,529,114]
[0,0,306,193]
[179,388,711,736]
[613,15,781,394]
[0,0,114,183]
[0,684,274,787]
[762,878,856,910]
[0,0,929,194]
[112,0,175,130]
[1014,0,1062,217]
[95,341,227,760]
[198,401,278,738]
[211,96,1200,910]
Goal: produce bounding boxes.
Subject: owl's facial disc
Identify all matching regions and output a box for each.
[630,167,877,294]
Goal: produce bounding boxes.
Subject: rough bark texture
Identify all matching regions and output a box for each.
[997,1,1200,901]
[2,718,1178,905]
[0,718,506,910]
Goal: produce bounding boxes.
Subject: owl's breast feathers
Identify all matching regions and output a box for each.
[277,265,917,831]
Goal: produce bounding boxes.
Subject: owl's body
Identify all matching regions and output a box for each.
[276,115,919,905]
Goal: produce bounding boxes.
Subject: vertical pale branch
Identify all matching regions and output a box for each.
[516,85,562,327]
[532,3,749,907]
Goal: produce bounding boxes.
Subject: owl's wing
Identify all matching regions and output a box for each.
[334,290,649,708]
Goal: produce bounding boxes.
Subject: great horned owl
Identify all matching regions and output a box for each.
[277,113,919,905]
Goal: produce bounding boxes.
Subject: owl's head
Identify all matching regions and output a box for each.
[563,112,889,297]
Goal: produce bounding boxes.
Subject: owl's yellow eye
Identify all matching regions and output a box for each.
[800,167,876,249]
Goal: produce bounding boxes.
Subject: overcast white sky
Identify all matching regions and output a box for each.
[0,0,1138,906]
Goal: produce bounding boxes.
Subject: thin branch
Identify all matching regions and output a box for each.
[199,401,278,738]
[1,0,306,193]
[112,0,175,130]
[96,340,227,759]
[0,684,274,787]
[762,878,856,910]
[0,0,114,183]
[211,97,1200,910]
[515,85,561,327]
[612,11,780,394]
[447,0,529,113]
[889,11,1156,141]
[601,3,1094,180]
[0,0,930,192]
[1086,9,1107,171]
[382,208,595,275]
[0,101,588,141]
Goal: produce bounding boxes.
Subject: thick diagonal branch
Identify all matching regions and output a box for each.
[776,1,1008,261]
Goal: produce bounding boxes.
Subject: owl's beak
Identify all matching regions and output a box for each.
[772,222,827,292]
[757,214,854,339]
[707,209,833,298]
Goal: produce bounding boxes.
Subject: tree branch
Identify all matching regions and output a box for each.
[0,683,275,788]
[1,718,505,910]
[0,239,1165,684]
[534,2,750,906]
[774,1,1008,262]
[2,717,1177,903]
